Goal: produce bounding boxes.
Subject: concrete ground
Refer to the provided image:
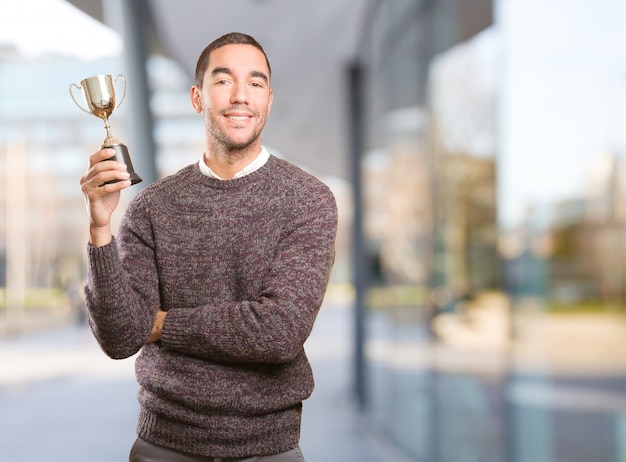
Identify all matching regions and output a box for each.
[0,302,412,462]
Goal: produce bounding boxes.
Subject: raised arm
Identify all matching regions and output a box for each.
[81,153,159,359]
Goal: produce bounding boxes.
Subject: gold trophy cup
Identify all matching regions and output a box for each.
[70,74,142,185]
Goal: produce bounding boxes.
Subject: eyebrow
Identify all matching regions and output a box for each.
[211,67,269,83]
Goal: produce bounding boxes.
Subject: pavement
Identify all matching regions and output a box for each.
[0,302,413,462]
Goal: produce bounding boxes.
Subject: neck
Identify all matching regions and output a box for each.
[203,142,262,180]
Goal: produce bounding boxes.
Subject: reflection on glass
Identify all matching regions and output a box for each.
[362,1,626,461]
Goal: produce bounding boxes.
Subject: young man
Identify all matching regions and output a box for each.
[80,32,338,461]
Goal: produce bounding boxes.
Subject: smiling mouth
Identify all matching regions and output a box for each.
[225,115,251,121]
[222,106,257,121]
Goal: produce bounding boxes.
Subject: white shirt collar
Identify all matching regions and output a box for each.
[198,146,270,180]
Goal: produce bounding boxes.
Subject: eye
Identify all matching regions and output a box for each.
[213,78,231,86]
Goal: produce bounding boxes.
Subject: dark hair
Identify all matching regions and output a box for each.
[194,32,272,87]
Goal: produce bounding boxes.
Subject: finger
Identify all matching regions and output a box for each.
[81,181,130,207]
[97,178,132,191]
[82,170,131,194]
[88,148,119,168]
[84,154,128,181]
[81,165,128,188]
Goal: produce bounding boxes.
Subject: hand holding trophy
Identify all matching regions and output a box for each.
[70,74,142,185]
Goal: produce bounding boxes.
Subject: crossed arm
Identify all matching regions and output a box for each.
[147,309,167,343]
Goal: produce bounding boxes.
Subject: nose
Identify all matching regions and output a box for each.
[230,82,249,104]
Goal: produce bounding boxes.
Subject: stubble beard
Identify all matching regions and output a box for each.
[203,106,264,162]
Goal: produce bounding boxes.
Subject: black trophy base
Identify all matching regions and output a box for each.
[102,143,142,185]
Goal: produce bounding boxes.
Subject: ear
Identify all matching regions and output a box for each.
[190,86,203,113]
[267,88,274,116]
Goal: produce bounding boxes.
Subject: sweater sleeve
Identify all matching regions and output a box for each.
[84,197,162,359]
[160,182,338,364]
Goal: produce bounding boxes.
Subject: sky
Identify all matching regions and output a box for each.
[0,0,121,60]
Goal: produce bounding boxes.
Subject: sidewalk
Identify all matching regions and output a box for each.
[0,303,412,462]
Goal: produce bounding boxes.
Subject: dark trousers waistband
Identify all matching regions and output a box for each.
[129,438,305,462]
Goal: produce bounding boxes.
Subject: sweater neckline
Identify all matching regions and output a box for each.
[189,154,277,189]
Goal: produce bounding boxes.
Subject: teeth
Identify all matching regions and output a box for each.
[227,116,249,121]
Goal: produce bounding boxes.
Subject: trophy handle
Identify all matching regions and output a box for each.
[114,74,127,109]
[69,82,91,115]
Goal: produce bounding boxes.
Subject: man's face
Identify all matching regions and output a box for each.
[191,44,273,152]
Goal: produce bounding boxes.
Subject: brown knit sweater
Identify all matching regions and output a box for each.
[84,155,338,457]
